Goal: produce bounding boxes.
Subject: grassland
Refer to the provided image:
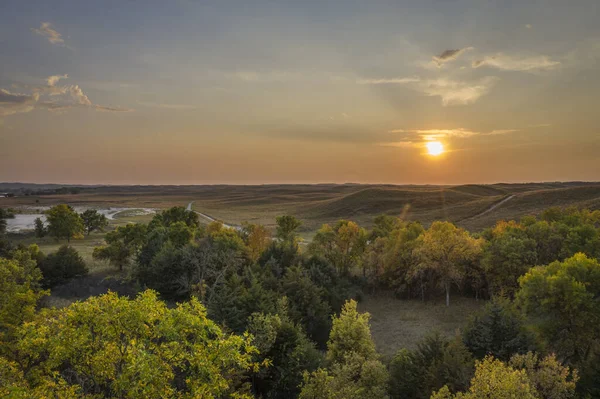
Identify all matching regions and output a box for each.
[4,182,600,235]
[358,294,483,358]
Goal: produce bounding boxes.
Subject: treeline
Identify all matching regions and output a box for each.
[1,205,599,397]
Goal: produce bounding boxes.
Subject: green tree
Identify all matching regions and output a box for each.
[326,299,377,364]
[0,246,47,358]
[413,222,482,306]
[381,221,425,298]
[6,290,261,398]
[389,333,474,399]
[462,297,536,361]
[300,300,389,399]
[149,206,199,230]
[93,223,147,271]
[248,300,322,399]
[481,221,538,296]
[33,217,46,238]
[45,204,84,242]
[39,245,88,287]
[80,209,109,236]
[309,220,368,276]
[168,220,195,247]
[516,253,600,365]
[276,215,302,247]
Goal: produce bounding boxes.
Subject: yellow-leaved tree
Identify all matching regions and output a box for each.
[413,222,482,306]
[1,290,263,398]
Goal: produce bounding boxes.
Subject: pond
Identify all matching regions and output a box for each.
[4,207,156,232]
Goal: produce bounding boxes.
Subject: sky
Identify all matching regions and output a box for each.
[1,0,599,185]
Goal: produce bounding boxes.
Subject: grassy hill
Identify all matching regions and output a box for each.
[2,182,600,235]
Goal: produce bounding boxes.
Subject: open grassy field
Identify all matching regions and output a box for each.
[358,294,484,359]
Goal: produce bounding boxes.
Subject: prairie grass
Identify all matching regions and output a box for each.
[358,293,484,359]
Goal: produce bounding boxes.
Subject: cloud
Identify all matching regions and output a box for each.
[31,22,65,45]
[46,74,68,87]
[94,105,133,112]
[472,53,560,71]
[357,74,498,106]
[1,76,132,118]
[487,129,519,135]
[387,127,519,147]
[357,76,421,84]
[0,89,39,117]
[418,77,499,106]
[432,47,474,67]
[390,128,480,142]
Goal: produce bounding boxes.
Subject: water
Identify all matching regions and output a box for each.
[4,207,156,232]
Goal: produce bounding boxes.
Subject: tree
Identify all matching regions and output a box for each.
[248,300,322,399]
[389,333,474,399]
[509,352,578,399]
[241,222,272,262]
[80,209,108,236]
[516,253,600,365]
[149,206,199,230]
[299,353,390,399]
[0,246,47,358]
[431,357,537,399]
[481,221,538,296]
[413,222,482,306]
[276,215,302,247]
[168,220,195,247]
[33,217,46,238]
[300,300,388,399]
[462,297,536,361]
[39,245,88,287]
[281,266,333,348]
[45,204,84,242]
[309,220,367,276]
[381,222,425,298]
[5,290,261,398]
[0,208,12,235]
[326,300,377,364]
[93,223,147,271]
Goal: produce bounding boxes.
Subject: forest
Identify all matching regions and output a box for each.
[1,205,599,398]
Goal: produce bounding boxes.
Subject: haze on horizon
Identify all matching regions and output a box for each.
[1,0,599,185]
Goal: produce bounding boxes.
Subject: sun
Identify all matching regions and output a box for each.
[426,141,444,156]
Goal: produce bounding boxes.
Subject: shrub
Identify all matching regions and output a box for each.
[39,245,88,287]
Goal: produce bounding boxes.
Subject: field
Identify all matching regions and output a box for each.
[3,182,600,235]
[358,294,483,358]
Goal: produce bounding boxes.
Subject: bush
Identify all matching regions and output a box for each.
[39,245,88,287]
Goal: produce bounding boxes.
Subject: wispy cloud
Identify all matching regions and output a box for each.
[417,77,499,106]
[487,129,519,135]
[357,75,498,106]
[382,127,520,148]
[472,53,560,71]
[432,47,474,67]
[356,76,421,85]
[31,22,65,46]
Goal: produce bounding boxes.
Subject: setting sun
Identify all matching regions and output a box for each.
[426,141,444,156]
